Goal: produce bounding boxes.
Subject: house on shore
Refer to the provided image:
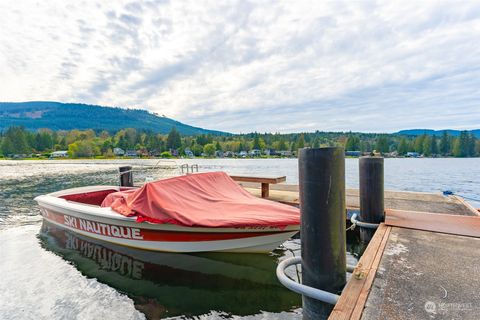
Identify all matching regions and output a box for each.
[250,149,262,157]
[277,150,292,157]
[125,150,137,157]
[149,149,161,157]
[406,152,420,158]
[51,151,68,158]
[184,148,194,158]
[113,148,125,156]
[264,148,276,156]
[136,148,149,157]
[224,151,235,158]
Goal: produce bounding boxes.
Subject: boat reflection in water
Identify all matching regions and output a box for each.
[39,221,301,319]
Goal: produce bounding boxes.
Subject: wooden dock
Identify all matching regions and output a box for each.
[331,210,480,320]
[240,182,478,216]
[243,182,480,319]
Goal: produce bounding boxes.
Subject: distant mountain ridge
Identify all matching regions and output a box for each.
[397,129,480,138]
[0,101,226,135]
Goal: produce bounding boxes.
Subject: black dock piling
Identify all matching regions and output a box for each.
[299,147,346,319]
[119,166,133,187]
[359,156,384,242]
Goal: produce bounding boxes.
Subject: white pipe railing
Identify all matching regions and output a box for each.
[276,257,340,305]
[350,213,379,229]
[276,257,359,305]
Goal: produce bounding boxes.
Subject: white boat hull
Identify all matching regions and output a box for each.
[35,186,299,253]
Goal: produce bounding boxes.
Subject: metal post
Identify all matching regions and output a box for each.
[119,166,133,187]
[299,147,346,319]
[359,156,384,242]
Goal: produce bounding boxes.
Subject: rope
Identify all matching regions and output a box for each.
[346,223,356,231]
[443,190,480,203]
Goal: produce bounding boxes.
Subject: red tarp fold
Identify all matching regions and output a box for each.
[102,172,300,228]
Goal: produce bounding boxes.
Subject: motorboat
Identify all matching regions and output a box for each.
[35,172,300,253]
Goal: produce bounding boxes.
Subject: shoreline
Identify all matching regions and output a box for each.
[1,155,479,161]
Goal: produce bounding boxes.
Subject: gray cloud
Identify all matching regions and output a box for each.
[0,0,479,133]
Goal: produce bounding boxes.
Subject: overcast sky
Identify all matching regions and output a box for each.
[1,1,479,133]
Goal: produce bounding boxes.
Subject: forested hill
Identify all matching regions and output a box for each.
[397,129,480,138]
[0,101,226,135]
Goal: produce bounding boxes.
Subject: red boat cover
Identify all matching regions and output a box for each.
[102,172,300,228]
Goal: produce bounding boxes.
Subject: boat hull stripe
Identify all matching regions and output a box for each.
[40,209,286,242]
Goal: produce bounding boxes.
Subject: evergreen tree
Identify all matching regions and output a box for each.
[290,142,296,152]
[196,134,210,146]
[1,135,14,155]
[277,139,287,150]
[51,131,58,146]
[467,133,476,157]
[101,139,112,153]
[430,135,438,155]
[166,127,181,150]
[146,134,162,151]
[360,141,372,153]
[33,133,41,151]
[252,136,261,150]
[345,135,360,151]
[40,131,53,150]
[422,136,432,156]
[397,138,408,155]
[439,131,450,155]
[117,136,127,150]
[59,137,68,150]
[124,128,137,148]
[453,138,462,157]
[375,136,389,154]
[453,131,470,157]
[296,134,305,149]
[414,135,426,153]
[1,126,29,155]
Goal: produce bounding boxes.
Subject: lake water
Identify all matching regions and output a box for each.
[0,158,479,319]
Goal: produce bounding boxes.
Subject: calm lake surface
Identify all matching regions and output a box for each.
[1,158,479,319]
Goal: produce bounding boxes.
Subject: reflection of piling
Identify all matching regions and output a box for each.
[359,156,384,242]
[298,147,346,319]
[119,166,133,187]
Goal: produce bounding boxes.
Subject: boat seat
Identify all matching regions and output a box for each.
[61,189,119,206]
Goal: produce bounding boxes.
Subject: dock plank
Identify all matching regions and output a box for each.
[385,209,480,238]
[349,226,391,320]
[329,224,391,320]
